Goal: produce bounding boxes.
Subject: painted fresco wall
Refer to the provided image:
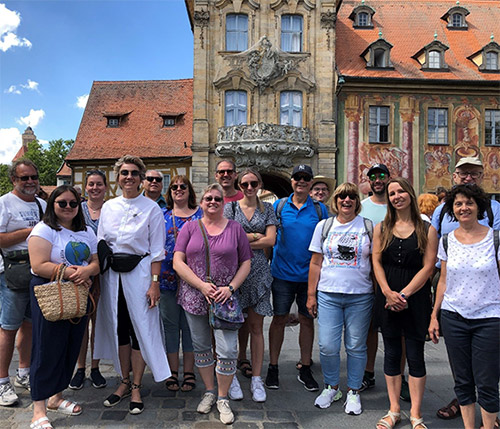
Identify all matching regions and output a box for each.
[338,93,500,195]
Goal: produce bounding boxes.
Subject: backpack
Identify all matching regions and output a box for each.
[438,200,494,236]
[320,216,374,247]
[275,197,324,235]
[442,229,500,274]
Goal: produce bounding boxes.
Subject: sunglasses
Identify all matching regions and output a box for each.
[240,181,259,189]
[55,200,79,209]
[146,176,163,183]
[216,169,234,175]
[171,184,187,191]
[203,196,223,203]
[369,173,387,181]
[15,175,39,181]
[120,169,141,177]
[292,174,312,182]
[338,192,358,200]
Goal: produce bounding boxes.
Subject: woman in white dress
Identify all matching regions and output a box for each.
[94,155,169,415]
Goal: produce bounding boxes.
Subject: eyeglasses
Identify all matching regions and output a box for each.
[55,200,79,209]
[216,169,235,175]
[203,196,223,203]
[338,192,358,200]
[15,175,39,181]
[292,174,312,182]
[240,181,259,189]
[171,184,187,191]
[120,169,140,177]
[456,171,482,179]
[369,173,387,181]
[312,186,329,192]
[146,176,163,183]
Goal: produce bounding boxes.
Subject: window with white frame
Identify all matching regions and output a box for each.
[107,117,119,128]
[161,174,171,195]
[281,15,303,52]
[428,108,448,145]
[486,109,500,146]
[486,51,499,70]
[226,14,248,52]
[358,12,369,26]
[451,13,464,27]
[369,106,390,143]
[225,91,247,126]
[280,91,302,127]
[428,50,441,68]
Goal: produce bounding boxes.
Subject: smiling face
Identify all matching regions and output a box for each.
[452,193,479,224]
[453,164,484,186]
[170,179,189,206]
[215,161,237,192]
[54,190,79,227]
[388,182,411,211]
[335,191,357,219]
[118,163,142,197]
[291,173,313,198]
[239,173,261,198]
[143,170,163,198]
[12,163,39,199]
[310,182,330,203]
[200,188,224,217]
[368,170,390,196]
[85,174,107,202]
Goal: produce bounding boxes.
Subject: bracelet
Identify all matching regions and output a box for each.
[252,233,258,241]
[152,274,159,282]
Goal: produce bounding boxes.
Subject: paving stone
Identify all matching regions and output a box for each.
[161,398,186,408]
[232,422,259,429]
[235,410,265,421]
[152,388,177,397]
[266,410,295,421]
[101,410,128,421]
[181,410,209,421]
[194,421,227,429]
[263,423,298,429]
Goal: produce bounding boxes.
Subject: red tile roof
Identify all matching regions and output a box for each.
[12,145,27,162]
[56,162,71,176]
[336,0,500,81]
[67,79,193,161]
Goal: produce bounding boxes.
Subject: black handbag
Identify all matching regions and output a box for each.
[3,251,32,291]
[97,239,148,273]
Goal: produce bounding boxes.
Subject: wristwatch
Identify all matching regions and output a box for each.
[152,274,159,282]
[228,285,235,295]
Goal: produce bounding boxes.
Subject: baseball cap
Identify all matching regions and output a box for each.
[367,163,390,177]
[455,157,483,169]
[291,164,313,178]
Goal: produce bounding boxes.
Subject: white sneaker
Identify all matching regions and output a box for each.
[228,376,243,401]
[0,381,19,406]
[14,373,30,391]
[344,389,362,415]
[314,385,342,409]
[217,398,234,425]
[196,392,216,414]
[250,376,266,402]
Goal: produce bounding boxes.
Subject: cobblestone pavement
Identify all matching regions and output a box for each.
[3,321,471,429]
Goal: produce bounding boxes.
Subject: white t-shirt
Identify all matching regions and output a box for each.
[438,229,500,319]
[360,197,387,225]
[28,222,97,267]
[0,192,47,252]
[309,216,373,294]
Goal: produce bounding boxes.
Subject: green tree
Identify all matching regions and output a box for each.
[0,164,13,196]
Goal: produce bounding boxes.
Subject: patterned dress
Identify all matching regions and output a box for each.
[224,201,278,316]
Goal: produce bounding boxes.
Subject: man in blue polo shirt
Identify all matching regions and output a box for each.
[265,164,328,392]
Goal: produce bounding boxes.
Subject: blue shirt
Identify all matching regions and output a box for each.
[271,194,328,282]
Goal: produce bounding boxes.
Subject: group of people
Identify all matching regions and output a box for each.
[0,155,498,429]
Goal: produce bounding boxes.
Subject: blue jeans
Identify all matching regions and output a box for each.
[317,291,374,389]
[159,289,193,354]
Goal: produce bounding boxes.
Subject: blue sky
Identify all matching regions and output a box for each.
[0,0,193,164]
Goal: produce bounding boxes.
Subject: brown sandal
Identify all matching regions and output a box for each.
[436,398,461,420]
[479,416,500,429]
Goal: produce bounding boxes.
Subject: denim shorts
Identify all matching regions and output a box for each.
[271,278,311,318]
[0,281,31,330]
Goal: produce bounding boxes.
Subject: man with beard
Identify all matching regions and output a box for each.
[359,163,390,393]
[215,160,243,203]
[143,170,167,208]
[0,160,46,406]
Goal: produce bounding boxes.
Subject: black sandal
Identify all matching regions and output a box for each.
[103,377,131,407]
[180,372,196,392]
[237,359,253,378]
[129,383,144,415]
[165,370,179,392]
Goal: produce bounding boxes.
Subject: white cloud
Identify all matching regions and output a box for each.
[0,128,22,164]
[20,79,39,92]
[17,108,45,128]
[5,85,20,94]
[76,94,89,109]
[0,4,32,52]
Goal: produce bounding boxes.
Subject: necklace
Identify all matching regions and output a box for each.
[87,201,102,213]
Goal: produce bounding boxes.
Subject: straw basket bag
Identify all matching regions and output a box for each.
[34,264,93,322]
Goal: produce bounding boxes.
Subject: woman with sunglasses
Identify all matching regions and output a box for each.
[94,155,169,415]
[373,178,437,429]
[161,175,202,392]
[306,183,374,414]
[173,183,252,425]
[223,169,277,403]
[70,170,108,390]
[27,185,100,429]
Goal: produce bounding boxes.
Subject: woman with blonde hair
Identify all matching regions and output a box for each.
[373,177,438,429]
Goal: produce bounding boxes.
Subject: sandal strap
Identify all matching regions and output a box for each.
[377,410,401,429]
[410,416,428,429]
[131,383,142,390]
[121,377,131,387]
[183,372,196,379]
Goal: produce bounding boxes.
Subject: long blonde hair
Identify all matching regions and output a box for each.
[380,177,428,254]
[237,168,265,213]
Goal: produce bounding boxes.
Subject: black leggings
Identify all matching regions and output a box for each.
[383,335,426,378]
[117,279,140,350]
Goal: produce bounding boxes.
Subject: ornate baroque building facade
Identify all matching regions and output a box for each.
[186,0,341,196]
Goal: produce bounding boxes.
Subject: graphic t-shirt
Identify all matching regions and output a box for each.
[29,222,97,267]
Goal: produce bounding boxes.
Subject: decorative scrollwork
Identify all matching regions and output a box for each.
[320,11,336,29]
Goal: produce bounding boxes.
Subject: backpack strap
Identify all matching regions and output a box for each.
[230,201,237,219]
[363,217,373,242]
[442,233,449,256]
[487,201,494,228]
[494,229,500,274]
[312,199,323,222]
[321,216,335,246]
[438,205,446,236]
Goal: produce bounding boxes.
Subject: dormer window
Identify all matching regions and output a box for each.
[163,117,176,127]
[486,52,499,70]
[468,41,500,72]
[103,111,131,128]
[159,112,185,127]
[412,40,449,71]
[441,5,469,29]
[362,37,393,69]
[349,4,375,29]
[107,117,119,128]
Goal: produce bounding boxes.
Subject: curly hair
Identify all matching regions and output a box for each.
[418,193,439,218]
[443,184,489,222]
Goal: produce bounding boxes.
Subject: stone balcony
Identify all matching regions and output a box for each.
[215,123,314,168]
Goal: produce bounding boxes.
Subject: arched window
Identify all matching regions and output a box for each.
[428,51,441,68]
[451,13,463,27]
[226,14,248,52]
[280,91,302,127]
[486,51,499,70]
[374,49,387,67]
[358,12,369,27]
[225,91,247,126]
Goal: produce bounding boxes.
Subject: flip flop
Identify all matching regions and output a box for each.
[30,416,53,429]
[47,399,82,416]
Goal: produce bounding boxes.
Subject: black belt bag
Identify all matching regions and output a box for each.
[97,240,148,274]
[3,250,32,291]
